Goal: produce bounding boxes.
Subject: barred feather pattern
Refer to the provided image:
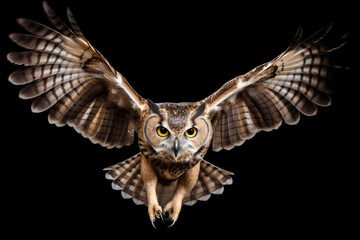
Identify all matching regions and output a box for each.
[7,2,141,149]
[105,154,233,207]
[210,24,346,151]
[183,160,233,206]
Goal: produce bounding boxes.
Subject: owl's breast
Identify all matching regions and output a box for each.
[149,156,200,181]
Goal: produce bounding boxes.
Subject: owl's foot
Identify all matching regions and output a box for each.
[163,198,182,227]
[164,212,177,227]
[150,210,164,229]
[148,203,164,229]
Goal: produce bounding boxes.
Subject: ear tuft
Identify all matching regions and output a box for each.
[147,99,163,118]
[191,103,206,121]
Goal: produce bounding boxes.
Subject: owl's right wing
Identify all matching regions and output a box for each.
[8,2,146,149]
[200,24,346,151]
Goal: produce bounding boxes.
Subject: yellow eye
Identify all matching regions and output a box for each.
[156,126,169,137]
[185,127,197,138]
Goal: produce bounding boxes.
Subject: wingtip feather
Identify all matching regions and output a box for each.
[8,70,26,86]
[42,1,50,12]
[7,52,15,64]
[8,33,16,42]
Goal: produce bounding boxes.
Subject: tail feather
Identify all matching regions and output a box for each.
[183,160,233,206]
[104,154,234,207]
[104,153,147,205]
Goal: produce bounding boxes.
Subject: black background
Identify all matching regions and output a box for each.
[1,0,358,237]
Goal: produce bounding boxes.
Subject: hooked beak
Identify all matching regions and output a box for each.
[174,138,179,157]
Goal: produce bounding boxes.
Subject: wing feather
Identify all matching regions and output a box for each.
[228,104,243,147]
[203,24,345,151]
[8,2,145,149]
[42,1,75,38]
[220,111,232,150]
[49,81,103,126]
[66,7,87,40]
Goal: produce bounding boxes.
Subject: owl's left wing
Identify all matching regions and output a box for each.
[8,2,146,149]
[201,24,346,151]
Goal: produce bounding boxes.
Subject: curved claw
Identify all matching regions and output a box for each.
[168,218,177,228]
[150,218,157,229]
[157,210,164,223]
[150,211,165,229]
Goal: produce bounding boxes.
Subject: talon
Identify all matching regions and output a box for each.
[150,218,156,229]
[157,210,164,223]
[168,218,177,228]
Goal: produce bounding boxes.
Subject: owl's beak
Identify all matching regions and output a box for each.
[174,138,179,157]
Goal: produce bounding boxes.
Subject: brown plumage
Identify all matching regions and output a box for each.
[104,154,233,207]
[7,2,346,228]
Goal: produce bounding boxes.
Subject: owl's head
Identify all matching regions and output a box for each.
[142,100,212,161]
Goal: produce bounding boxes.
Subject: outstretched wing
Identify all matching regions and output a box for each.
[8,2,146,149]
[201,24,346,151]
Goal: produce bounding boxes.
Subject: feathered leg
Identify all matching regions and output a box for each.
[140,154,163,228]
[163,162,200,226]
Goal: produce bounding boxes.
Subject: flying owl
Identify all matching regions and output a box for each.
[7,2,345,228]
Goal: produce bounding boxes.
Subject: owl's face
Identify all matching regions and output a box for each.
[142,101,212,161]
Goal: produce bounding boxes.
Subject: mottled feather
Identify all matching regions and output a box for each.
[205,24,345,151]
[7,2,145,149]
[105,156,233,207]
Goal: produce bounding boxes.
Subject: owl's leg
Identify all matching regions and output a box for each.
[164,162,200,226]
[140,154,163,227]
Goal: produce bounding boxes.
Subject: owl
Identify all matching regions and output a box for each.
[7,2,345,228]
